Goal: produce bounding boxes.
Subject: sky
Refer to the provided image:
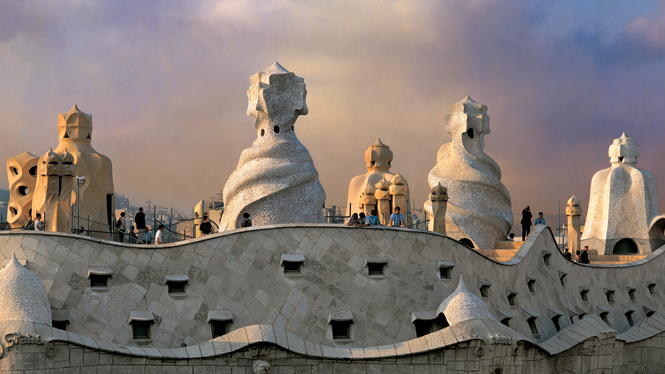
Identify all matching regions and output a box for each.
[1,0,665,229]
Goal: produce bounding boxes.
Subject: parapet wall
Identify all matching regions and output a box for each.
[1,315,665,373]
[0,224,664,349]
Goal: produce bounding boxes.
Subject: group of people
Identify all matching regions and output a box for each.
[519,206,591,263]
[345,207,407,228]
[518,206,546,241]
[22,212,44,231]
[563,245,591,264]
[506,206,545,241]
[520,205,546,241]
[21,205,251,245]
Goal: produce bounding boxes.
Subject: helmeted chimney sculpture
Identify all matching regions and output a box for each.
[7,105,115,238]
[220,63,326,230]
[424,96,513,248]
[566,195,582,258]
[429,182,448,235]
[32,149,75,232]
[347,139,411,225]
[582,133,659,254]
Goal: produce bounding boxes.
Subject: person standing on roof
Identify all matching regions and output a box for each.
[520,206,532,241]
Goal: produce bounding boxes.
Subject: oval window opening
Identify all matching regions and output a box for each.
[29,166,37,176]
[459,238,474,248]
[467,128,475,139]
[10,207,17,216]
[10,166,18,175]
[18,186,30,196]
[613,238,638,254]
[274,125,280,133]
[260,129,265,137]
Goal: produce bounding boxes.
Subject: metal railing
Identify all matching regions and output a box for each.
[0,213,196,244]
[324,213,430,230]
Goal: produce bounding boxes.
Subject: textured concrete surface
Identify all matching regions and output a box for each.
[220,63,325,231]
[424,96,513,249]
[1,314,665,373]
[582,133,659,255]
[1,223,665,350]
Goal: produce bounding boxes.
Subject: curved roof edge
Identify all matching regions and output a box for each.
[6,312,664,360]
[3,320,534,360]
[1,223,662,267]
[537,314,616,355]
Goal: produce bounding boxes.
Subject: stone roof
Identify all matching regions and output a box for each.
[436,277,496,325]
[0,255,51,325]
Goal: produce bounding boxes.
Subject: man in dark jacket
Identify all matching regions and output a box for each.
[563,247,572,260]
[580,246,591,264]
[135,207,146,230]
[135,207,147,243]
[521,206,532,241]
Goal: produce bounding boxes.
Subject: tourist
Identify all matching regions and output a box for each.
[563,247,572,260]
[358,212,368,226]
[389,207,406,228]
[22,215,34,230]
[144,226,154,244]
[508,233,515,241]
[116,212,127,242]
[580,246,590,264]
[200,215,213,235]
[34,213,45,231]
[135,207,146,241]
[367,210,381,226]
[535,212,546,225]
[521,206,532,241]
[240,213,252,228]
[155,224,165,244]
[128,224,135,243]
[346,213,360,226]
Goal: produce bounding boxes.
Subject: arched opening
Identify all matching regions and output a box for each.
[648,216,665,251]
[613,238,638,254]
[467,128,475,139]
[459,238,474,248]
[29,166,37,176]
[274,125,280,133]
[413,314,449,337]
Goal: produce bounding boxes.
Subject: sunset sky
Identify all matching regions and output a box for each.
[1,0,664,229]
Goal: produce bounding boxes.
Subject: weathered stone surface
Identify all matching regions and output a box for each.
[6,151,38,229]
[0,255,51,325]
[220,63,325,230]
[424,96,513,248]
[582,133,659,255]
[2,221,665,354]
[346,139,411,225]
